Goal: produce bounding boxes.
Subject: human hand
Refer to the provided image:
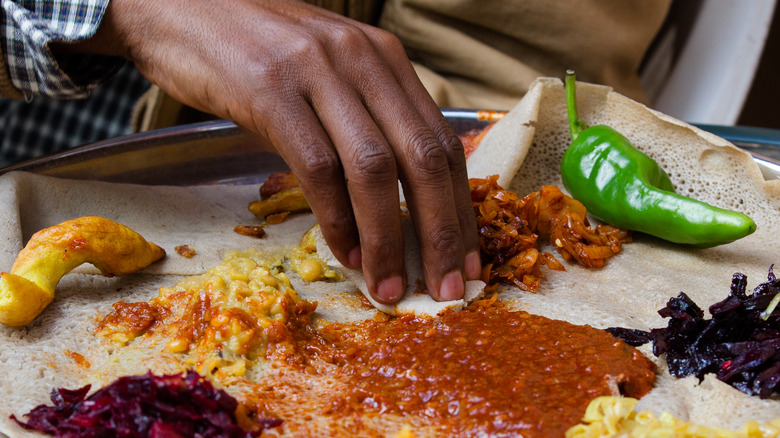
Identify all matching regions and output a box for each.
[69,0,480,303]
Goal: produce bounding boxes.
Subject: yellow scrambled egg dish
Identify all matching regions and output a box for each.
[99,249,316,380]
[288,225,343,283]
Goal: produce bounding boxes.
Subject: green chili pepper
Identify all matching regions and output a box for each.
[560,71,756,247]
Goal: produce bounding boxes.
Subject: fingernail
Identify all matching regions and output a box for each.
[376,276,404,303]
[465,251,481,280]
[439,270,465,301]
[347,246,362,269]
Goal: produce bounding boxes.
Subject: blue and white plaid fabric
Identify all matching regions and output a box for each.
[0,1,150,167]
[0,64,150,167]
[2,0,124,98]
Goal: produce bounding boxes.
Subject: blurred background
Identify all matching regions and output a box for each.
[738,3,780,129]
[3,0,780,171]
[641,0,780,129]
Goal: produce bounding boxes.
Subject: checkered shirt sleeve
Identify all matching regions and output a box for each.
[1,0,124,99]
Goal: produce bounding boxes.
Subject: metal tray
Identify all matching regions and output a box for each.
[1,110,778,184]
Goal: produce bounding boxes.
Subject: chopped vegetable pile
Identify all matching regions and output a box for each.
[471,175,630,292]
[12,371,282,437]
[608,266,780,398]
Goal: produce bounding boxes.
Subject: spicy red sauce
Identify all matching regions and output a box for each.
[459,123,495,158]
[100,287,655,436]
[316,303,655,437]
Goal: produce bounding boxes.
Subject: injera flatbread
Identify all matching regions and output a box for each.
[313,219,485,316]
[491,78,780,427]
[1,77,779,436]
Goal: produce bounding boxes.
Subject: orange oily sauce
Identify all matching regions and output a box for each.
[96,249,654,436]
[97,250,315,380]
[311,303,656,437]
[103,295,655,436]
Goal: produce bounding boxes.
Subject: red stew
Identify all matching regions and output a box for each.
[315,302,655,437]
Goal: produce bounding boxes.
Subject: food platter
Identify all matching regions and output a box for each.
[3,109,778,184]
[2,86,779,437]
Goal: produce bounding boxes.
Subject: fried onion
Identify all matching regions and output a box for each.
[470,175,630,292]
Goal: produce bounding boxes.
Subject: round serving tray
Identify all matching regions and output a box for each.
[1,110,779,185]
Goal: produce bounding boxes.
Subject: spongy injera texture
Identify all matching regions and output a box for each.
[2,78,780,436]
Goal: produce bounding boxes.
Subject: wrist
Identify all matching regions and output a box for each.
[48,1,128,59]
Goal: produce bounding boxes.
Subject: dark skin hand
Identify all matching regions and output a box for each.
[58,0,480,303]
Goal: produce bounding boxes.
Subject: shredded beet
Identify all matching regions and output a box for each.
[607,266,780,398]
[12,371,282,437]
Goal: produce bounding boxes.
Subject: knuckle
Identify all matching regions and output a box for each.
[362,233,401,262]
[253,35,327,82]
[349,142,396,184]
[370,28,404,52]
[327,25,371,50]
[428,224,462,256]
[286,33,326,61]
[298,148,342,182]
[438,132,466,161]
[408,133,450,176]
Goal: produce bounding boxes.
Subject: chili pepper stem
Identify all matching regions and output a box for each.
[565,70,587,141]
